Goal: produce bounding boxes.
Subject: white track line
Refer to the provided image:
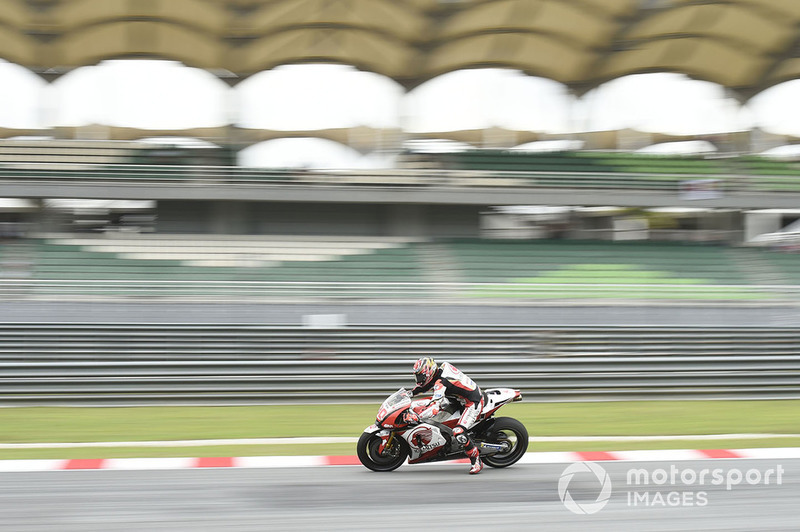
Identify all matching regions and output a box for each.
[0,437,358,449]
[2,448,799,472]
[528,434,800,442]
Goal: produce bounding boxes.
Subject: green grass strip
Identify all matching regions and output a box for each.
[1,400,800,461]
[4,401,800,441]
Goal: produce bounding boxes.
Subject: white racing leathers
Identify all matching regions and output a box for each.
[410,361,485,473]
[413,362,483,430]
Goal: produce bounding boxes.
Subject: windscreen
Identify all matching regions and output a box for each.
[380,389,411,412]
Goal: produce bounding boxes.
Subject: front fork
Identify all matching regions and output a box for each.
[378,432,395,455]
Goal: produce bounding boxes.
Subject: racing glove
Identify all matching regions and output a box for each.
[405,411,420,425]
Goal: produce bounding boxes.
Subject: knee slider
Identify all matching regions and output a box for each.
[453,425,468,445]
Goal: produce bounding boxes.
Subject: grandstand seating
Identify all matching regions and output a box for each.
[443,239,751,285]
[0,138,236,169]
[431,151,731,176]
[751,249,800,284]
[1,140,798,180]
[0,139,141,168]
[414,151,800,184]
[27,235,425,283]
[737,156,800,177]
[8,234,800,302]
[19,235,772,285]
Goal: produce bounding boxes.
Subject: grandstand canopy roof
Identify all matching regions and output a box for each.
[1,0,799,98]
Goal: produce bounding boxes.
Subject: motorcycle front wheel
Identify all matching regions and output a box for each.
[356,432,408,472]
[481,417,529,468]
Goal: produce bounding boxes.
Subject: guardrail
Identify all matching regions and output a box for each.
[0,279,795,302]
[0,163,792,192]
[2,324,800,405]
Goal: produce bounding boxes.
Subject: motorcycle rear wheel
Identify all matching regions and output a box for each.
[357,432,408,472]
[481,417,529,468]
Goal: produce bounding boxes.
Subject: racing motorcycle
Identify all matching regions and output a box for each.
[357,387,528,471]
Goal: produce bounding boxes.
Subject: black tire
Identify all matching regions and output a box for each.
[356,432,408,472]
[481,417,529,468]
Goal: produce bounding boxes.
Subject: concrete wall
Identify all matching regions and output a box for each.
[744,212,782,242]
[156,200,482,238]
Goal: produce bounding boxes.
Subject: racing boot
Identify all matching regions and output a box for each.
[468,447,483,475]
[454,426,483,475]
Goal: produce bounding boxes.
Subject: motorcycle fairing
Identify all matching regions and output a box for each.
[403,423,448,462]
[480,388,522,419]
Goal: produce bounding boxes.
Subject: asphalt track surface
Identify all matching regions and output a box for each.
[1,459,797,531]
[2,300,800,326]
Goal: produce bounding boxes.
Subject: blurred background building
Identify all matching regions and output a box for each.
[0,0,799,297]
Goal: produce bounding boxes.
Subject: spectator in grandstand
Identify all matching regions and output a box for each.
[408,357,484,474]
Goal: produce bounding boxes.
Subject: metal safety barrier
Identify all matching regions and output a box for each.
[1,324,800,405]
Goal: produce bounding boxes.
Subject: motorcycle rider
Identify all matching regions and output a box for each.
[408,357,484,474]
